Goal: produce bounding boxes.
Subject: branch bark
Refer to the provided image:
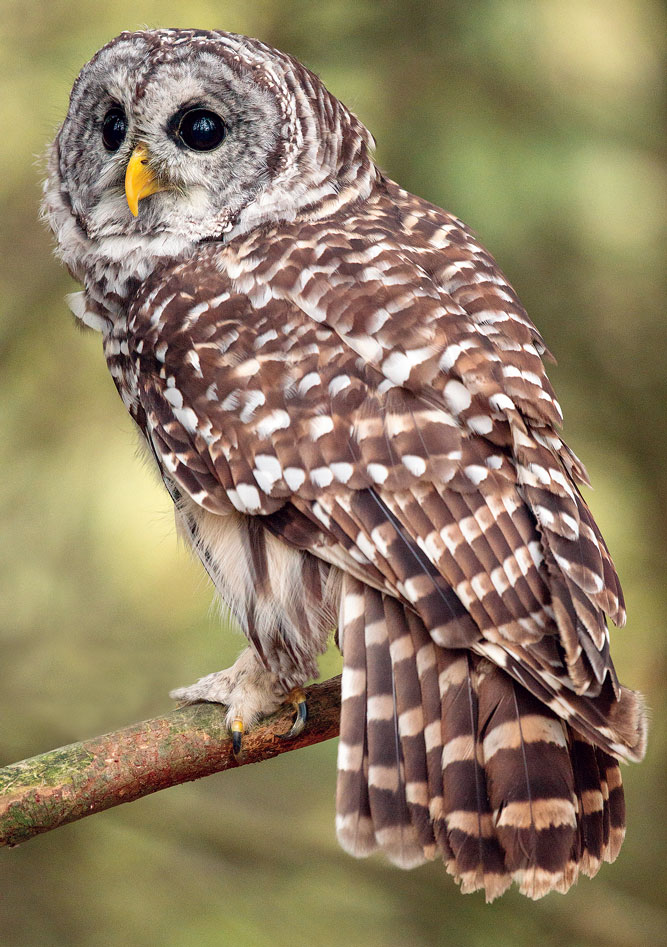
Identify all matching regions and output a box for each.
[0,675,341,848]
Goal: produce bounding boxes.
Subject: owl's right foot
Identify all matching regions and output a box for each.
[169,646,304,755]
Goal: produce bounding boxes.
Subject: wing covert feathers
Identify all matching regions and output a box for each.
[337,576,630,901]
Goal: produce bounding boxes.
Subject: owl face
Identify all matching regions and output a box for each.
[52,32,285,245]
[45,29,375,307]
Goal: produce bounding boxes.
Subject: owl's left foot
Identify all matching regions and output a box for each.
[169,647,308,756]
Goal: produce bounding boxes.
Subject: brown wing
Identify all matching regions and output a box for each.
[125,206,641,762]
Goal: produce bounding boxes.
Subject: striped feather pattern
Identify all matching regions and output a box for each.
[335,578,376,858]
[337,579,632,900]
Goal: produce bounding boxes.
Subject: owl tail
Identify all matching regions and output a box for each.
[335,576,626,901]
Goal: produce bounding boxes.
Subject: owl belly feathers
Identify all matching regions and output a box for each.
[45,28,646,901]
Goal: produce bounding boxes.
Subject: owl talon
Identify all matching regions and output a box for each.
[281,689,308,740]
[231,717,244,756]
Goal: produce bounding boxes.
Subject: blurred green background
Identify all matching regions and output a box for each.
[1,1,665,945]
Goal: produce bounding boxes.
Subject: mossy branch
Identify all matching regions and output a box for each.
[0,675,341,848]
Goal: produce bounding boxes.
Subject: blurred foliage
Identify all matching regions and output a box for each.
[0,1,665,944]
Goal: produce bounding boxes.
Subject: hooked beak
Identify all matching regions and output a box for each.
[124,144,169,216]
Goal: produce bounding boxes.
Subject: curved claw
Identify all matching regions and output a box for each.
[231,717,244,756]
[281,690,308,740]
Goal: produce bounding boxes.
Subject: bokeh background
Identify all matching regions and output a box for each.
[1,1,665,945]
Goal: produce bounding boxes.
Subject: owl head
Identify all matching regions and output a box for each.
[44,29,376,293]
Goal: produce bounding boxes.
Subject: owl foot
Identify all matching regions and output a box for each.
[227,692,306,754]
[169,647,305,756]
[230,688,307,754]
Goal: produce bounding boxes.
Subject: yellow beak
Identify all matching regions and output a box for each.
[124,144,167,216]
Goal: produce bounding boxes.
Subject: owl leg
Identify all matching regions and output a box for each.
[169,646,301,753]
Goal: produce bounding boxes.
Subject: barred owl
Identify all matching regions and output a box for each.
[44,29,646,900]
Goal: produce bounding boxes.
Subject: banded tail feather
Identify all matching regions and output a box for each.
[336,575,637,901]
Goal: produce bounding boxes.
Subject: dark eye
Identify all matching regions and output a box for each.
[176,109,226,151]
[101,107,127,151]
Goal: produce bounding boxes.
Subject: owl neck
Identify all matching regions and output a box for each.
[60,179,383,333]
[58,233,193,334]
[227,156,379,241]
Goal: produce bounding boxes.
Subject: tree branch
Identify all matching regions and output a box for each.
[0,675,341,848]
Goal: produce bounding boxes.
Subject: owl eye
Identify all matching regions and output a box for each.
[176,109,226,151]
[101,107,128,151]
